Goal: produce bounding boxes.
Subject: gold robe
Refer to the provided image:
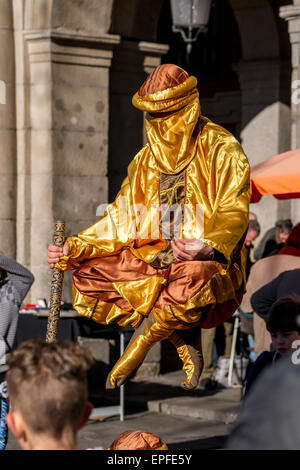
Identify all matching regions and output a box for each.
[57,76,250,389]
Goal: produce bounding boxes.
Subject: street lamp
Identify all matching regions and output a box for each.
[170,0,212,57]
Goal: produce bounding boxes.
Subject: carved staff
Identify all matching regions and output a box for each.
[46,221,66,343]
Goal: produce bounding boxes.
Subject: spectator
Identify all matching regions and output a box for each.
[236,219,260,358]
[251,268,300,320]
[244,218,260,280]
[227,354,300,449]
[5,339,94,450]
[200,320,238,390]
[0,252,34,383]
[108,430,168,450]
[253,219,292,261]
[249,212,257,221]
[244,295,300,396]
[200,219,261,389]
[199,327,218,390]
[239,223,300,356]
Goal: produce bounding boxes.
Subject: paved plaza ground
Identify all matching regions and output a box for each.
[5,370,242,451]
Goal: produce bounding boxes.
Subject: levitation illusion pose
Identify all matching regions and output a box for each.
[48,64,250,390]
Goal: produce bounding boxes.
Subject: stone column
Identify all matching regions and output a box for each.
[0,0,16,258]
[24,29,120,303]
[236,59,291,236]
[280,5,300,224]
[13,0,32,270]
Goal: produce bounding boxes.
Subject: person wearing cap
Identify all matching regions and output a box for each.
[47,64,250,390]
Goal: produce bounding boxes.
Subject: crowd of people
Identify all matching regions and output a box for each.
[1,215,299,450]
[198,216,300,392]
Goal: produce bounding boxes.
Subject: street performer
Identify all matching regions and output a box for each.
[48,64,250,390]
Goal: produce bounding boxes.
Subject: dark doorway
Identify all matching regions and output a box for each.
[157,0,242,136]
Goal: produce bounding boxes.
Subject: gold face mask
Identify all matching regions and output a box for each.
[133,76,200,175]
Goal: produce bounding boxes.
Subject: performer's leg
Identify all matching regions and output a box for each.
[167,327,203,390]
[200,327,216,380]
[223,320,234,356]
[106,313,204,391]
[106,311,174,389]
[72,249,168,327]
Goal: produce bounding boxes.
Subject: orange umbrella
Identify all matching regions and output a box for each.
[250,149,300,203]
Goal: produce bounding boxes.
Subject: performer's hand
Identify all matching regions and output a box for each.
[47,242,70,269]
[171,239,213,261]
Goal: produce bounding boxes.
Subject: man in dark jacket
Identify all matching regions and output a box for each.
[227,355,300,449]
[251,268,300,320]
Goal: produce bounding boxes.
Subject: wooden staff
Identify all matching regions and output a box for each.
[45,221,66,343]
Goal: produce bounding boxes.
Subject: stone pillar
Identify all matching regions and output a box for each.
[236,59,291,237]
[24,30,120,303]
[0,0,16,258]
[280,5,300,224]
[109,40,169,200]
[13,0,32,270]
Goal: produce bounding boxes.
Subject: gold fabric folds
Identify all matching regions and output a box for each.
[56,75,250,389]
[109,430,168,450]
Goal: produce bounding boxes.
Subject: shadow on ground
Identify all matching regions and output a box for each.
[168,435,228,450]
[89,374,224,412]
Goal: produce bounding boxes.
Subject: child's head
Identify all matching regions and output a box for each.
[6,339,94,450]
[266,295,300,356]
[109,430,168,450]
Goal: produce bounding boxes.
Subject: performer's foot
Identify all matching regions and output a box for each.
[198,378,218,391]
[167,327,203,390]
[106,312,173,389]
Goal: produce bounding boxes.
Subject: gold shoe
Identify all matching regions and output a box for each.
[106,311,173,389]
[167,327,203,390]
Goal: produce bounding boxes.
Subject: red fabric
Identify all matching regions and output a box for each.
[277,246,300,257]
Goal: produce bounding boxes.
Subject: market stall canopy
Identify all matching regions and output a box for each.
[250,149,300,203]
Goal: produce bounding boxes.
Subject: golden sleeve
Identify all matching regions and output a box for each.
[56,172,137,271]
[202,137,250,261]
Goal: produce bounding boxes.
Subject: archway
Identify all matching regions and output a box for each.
[157,0,242,137]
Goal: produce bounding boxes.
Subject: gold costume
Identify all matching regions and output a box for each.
[57,67,250,390]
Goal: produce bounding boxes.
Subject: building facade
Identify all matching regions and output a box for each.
[1,0,300,305]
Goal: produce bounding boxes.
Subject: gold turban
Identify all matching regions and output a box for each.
[56,64,250,390]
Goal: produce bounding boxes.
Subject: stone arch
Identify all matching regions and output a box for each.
[109,0,165,42]
[228,0,293,245]
[227,0,291,152]
[156,0,242,138]
[228,0,281,61]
